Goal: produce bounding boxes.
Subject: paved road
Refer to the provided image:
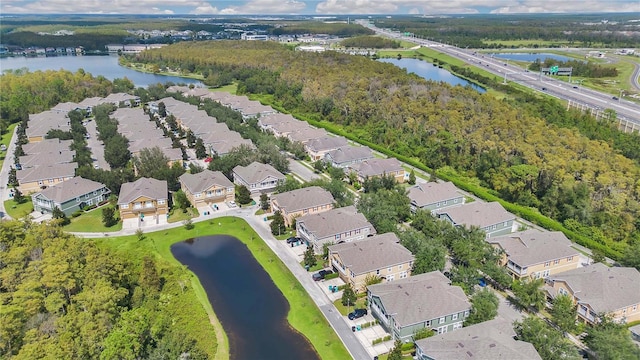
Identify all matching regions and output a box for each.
[288,159,321,182]
[84,120,111,170]
[360,21,640,127]
[0,126,19,219]
[72,206,369,360]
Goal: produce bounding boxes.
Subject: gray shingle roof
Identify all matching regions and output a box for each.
[287,127,328,143]
[305,136,348,152]
[408,181,462,208]
[118,177,168,204]
[36,176,108,203]
[488,230,579,268]
[232,161,285,185]
[17,162,78,183]
[179,169,233,194]
[19,150,75,169]
[272,186,335,213]
[325,145,374,165]
[329,233,414,275]
[368,271,470,327]
[436,201,515,228]
[347,158,403,178]
[22,138,73,155]
[548,263,640,314]
[415,318,542,360]
[297,205,375,239]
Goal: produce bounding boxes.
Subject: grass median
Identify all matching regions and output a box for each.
[97,216,350,360]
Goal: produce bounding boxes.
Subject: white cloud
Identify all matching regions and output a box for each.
[316,0,398,14]
[2,0,196,14]
[491,0,640,14]
[190,2,219,14]
[218,0,307,14]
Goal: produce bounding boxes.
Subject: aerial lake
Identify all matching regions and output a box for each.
[379,57,486,93]
[0,54,203,88]
[171,235,320,360]
[490,52,575,63]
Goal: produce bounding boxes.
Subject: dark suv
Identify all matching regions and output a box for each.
[286,236,301,244]
[312,269,333,281]
[348,308,368,320]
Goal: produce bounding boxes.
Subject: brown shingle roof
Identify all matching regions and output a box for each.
[118,177,168,204]
[232,161,285,185]
[329,233,414,275]
[297,205,375,239]
[488,230,579,268]
[36,176,108,203]
[179,170,233,194]
[436,201,515,228]
[407,181,462,208]
[272,186,335,213]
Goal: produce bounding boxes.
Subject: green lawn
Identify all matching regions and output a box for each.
[209,83,238,94]
[0,123,17,168]
[3,198,34,219]
[333,297,367,316]
[64,205,123,232]
[98,216,350,360]
[167,207,199,223]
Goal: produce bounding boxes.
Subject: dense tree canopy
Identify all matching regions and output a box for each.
[133,40,640,257]
[0,220,215,359]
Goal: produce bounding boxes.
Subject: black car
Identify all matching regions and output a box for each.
[286,236,301,244]
[312,269,333,281]
[348,308,368,320]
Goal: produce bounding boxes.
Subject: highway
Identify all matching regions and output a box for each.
[359,21,640,127]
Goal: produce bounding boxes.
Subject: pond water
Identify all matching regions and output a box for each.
[379,57,486,93]
[0,54,203,88]
[171,235,320,360]
[490,52,575,63]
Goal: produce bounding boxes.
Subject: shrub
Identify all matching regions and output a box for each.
[324,272,339,280]
[71,210,83,218]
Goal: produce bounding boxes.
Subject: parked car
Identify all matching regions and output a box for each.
[228,201,237,208]
[612,96,619,100]
[348,308,368,320]
[312,269,333,281]
[286,236,301,244]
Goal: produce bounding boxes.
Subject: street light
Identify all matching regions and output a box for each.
[619,89,624,101]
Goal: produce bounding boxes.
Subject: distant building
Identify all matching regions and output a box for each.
[31,177,110,216]
[179,170,235,209]
[270,186,335,227]
[118,177,168,225]
[232,162,286,195]
[407,181,465,213]
[436,202,516,237]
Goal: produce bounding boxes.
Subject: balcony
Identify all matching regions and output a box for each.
[507,261,527,276]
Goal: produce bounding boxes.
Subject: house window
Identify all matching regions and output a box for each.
[543,270,550,278]
[38,180,44,185]
[544,262,550,267]
[335,234,341,240]
[491,224,497,230]
[158,199,165,205]
[567,256,574,261]
[303,209,309,214]
[387,274,394,281]
[554,259,560,265]
[454,198,458,203]
[439,317,445,324]
[48,178,54,184]
[437,326,447,334]
[452,313,458,321]
[633,305,637,311]
[464,310,469,317]
[559,288,567,296]
[376,269,380,275]
[121,204,129,209]
[398,264,403,270]
[425,321,431,327]
[387,267,392,272]
[76,197,81,203]
[313,207,318,212]
[399,271,407,279]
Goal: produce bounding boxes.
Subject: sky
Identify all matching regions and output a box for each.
[1,0,639,15]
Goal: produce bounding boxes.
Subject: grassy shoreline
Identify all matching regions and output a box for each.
[96,216,349,360]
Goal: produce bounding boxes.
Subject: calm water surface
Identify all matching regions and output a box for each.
[171,235,320,360]
[490,53,576,63]
[0,54,203,87]
[379,57,486,93]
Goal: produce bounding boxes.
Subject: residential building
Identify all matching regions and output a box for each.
[414,318,542,360]
[232,162,286,195]
[270,186,334,227]
[545,263,640,324]
[488,230,580,280]
[324,145,374,168]
[407,182,465,213]
[305,136,348,161]
[26,111,70,142]
[179,170,234,209]
[329,233,414,292]
[296,205,376,253]
[346,158,407,184]
[257,113,300,132]
[436,201,516,237]
[368,271,471,341]
[287,127,328,145]
[31,177,110,216]
[117,177,168,224]
[17,163,78,194]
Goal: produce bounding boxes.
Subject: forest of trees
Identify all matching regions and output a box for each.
[377,14,640,48]
[133,40,640,259]
[0,220,217,359]
[528,59,618,78]
[340,35,401,49]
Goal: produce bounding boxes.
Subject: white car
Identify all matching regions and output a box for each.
[228,201,237,208]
